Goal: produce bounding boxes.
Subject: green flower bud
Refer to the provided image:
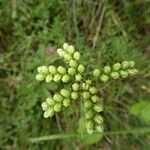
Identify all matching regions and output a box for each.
[96,124,104,132]
[53,94,63,102]
[46,97,55,106]
[44,108,54,118]
[68,45,75,54]
[85,110,94,119]
[35,74,45,81]
[87,129,94,134]
[82,91,91,99]
[93,103,103,112]
[129,61,135,68]
[46,74,53,83]
[53,74,62,82]
[60,89,70,97]
[75,74,82,81]
[89,87,97,94]
[128,69,138,75]
[64,53,72,61]
[57,66,66,75]
[68,67,76,76]
[82,83,89,90]
[77,65,85,73]
[72,83,79,91]
[41,102,48,110]
[63,99,71,107]
[122,61,129,69]
[62,74,70,83]
[120,70,128,78]
[110,72,119,79]
[84,100,92,108]
[86,80,92,85]
[100,74,109,82]
[71,92,79,100]
[104,66,111,74]
[69,60,78,68]
[94,115,103,124]
[93,69,100,77]
[86,120,94,130]
[91,95,99,103]
[63,43,69,50]
[57,48,65,57]
[73,52,81,60]
[113,63,121,71]
[49,65,57,75]
[54,103,62,112]
[37,66,48,74]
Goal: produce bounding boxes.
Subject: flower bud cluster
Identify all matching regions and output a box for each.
[93,61,138,83]
[57,43,85,82]
[82,81,104,134]
[36,65,72,83]
[36,43,139,134]
[41,89,74,118]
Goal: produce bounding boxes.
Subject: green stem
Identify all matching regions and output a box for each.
[28,127,150,143]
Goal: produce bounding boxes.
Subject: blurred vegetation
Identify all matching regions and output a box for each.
[0,0,150,149]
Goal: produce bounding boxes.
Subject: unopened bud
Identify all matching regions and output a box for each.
[57,66,66,75]
[37,66,48,74]
[71,92,79,100]
[46,97,55,106]
[75,74,82,81]
[93,69,100,77]
[91,95,99,103]
[46,74,53,83]
[96,124,104,132]
[94,115,103,124]
[120,70,128,78]
[60,89,70,97]
[84,100,92,108]
[69,60,78,68]
[53,74,62,82]
[63,43,69,50]
[49,65,57,75]
[129,61,135,68]
[89,87,97,94]
[93,103,103,112]
[122,61,129,69]
[68,67,76,76]
[72,83,79,91]
[68,45,75,54]
[57,49,65,57]
[63,99,71,107]
[113,63,121,71]
[62,74,70,83]
[64,53,72,61]
[82,91,91,99]
[41,102,48,110]
[110,72,119,79]
[36,74,45,81]
[104,66,111,74]
[74,52,81,60]
[77,65,85,73]
[100,74,109,82]
[54,103,62,112]
[53,94,63,102]
[44,108,54,118]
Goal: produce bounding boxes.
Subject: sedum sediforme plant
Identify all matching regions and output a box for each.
[35,43,138,134]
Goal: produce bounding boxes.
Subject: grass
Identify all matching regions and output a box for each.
[0,0,150,149]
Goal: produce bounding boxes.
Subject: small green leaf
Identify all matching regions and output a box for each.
[129,101,149,116]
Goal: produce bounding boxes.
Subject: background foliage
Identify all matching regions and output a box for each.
[0,0,150,149]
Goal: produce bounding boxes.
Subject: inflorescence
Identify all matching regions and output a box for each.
[35,43,138,134]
